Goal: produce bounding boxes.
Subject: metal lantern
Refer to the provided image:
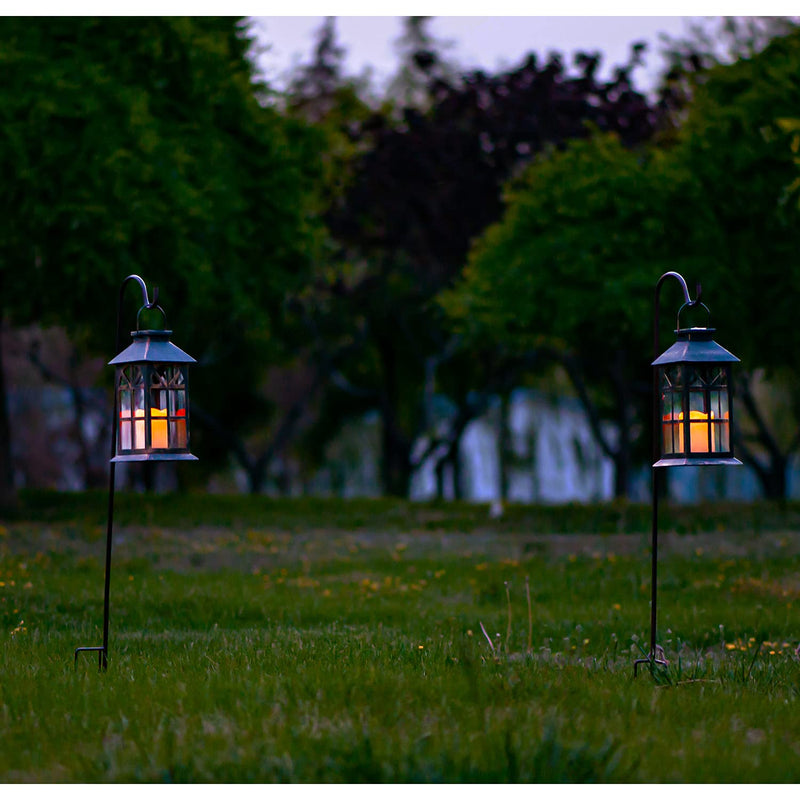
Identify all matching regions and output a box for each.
[110,322,197,463]
[634,273,741,677]
[653,320,741,468]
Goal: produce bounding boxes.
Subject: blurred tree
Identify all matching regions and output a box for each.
[440,133,717,496]
[442,26,800,499]
[668,27,800,498]
[284,17,379,212]
[387,16,459,110]
[268,17,386,493]
[311,29,666,497]
[654,16,799,140]
[0,17,326,502]
[779,116,800,206]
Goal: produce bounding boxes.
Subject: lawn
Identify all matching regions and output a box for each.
[2,491,800,782]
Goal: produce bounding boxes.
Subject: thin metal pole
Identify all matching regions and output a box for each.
[99,463,116,671]
[649,469,660,654]
[75,275,155,670]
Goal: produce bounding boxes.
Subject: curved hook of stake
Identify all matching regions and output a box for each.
[654,271,702,308]
[120,274,153,310]
[116,275,164,347]
[653,270,706,359]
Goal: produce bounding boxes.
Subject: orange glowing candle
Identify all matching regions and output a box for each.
[688,410,712,453]
[150,407,168,449]
[662,410,715,454]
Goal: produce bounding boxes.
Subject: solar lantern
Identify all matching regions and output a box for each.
[634,272,741,677]
[75,275,197,671]
[653,323,740,468]
[110,322,197,463]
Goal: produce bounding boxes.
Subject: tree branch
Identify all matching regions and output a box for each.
[735,371,784,462]
[546,347,619,462]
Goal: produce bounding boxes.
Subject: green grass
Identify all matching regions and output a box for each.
[2,493,800,782]
[15,488,800,534]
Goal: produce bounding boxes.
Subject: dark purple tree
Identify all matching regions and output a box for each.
[296,18,669,496]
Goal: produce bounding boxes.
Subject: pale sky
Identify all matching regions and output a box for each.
[16,6,795,95]
[250,15,708,92]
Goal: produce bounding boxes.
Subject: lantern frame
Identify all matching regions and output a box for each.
[652,308,741,468]
[109,321,197,463]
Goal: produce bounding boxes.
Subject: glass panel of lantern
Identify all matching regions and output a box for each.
[118,366,146,451]
[660,366,683,457]
[149,365,188,451]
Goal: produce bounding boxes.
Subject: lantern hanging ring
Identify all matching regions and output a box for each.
[136,302,168,331]
[676,300,711,331]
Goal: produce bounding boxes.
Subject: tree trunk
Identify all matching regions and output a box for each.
[434,453,446,500]
[0,323,18,510]
[381,415,411,497]
[71,386,104,489]
[736,447,788,501]
[609,351,634,500]
[734,372,794,502]
[760,458,787,501]
[558,349,634,500]
[497,393,510,502]
[612,448,630,500]
[377,338,412,497]
[142,462,156,492]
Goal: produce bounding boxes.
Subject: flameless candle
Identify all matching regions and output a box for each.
[151,408,168,449]
[689,409,712,453]
[662,410,715,453]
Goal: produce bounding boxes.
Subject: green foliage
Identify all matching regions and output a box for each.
[2,499,800,781]
[671,29,800,371]
[0,17,328,481]
[293,33,666,495]
[1,19,310,331]
[442,133,711,357]
[284,17,379,208]
[778,116,800,204]
[441,28,800,497]
[386,16,460,110]
[445,26,800,364]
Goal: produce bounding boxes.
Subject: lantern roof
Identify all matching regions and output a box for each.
[652,327,739,367]
[108,330,196,366]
